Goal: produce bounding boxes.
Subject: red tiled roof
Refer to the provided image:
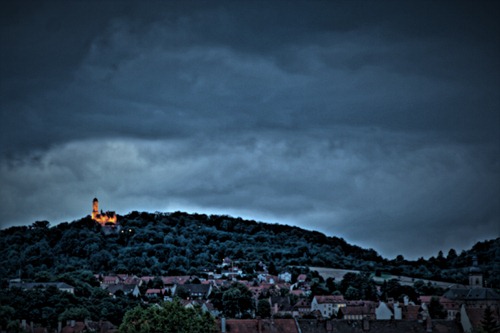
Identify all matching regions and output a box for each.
[341,306,369,316]
[465,306,500,329]
[217,319,298,333]
[340,301,376,318]
[297,274,307,281]
[121,276,141,285]
[102,276,119,283]
[161,276,190,285]
[314,295,345,304]
[203,300,216,311]
[180,299,200,307]
[419,296,433,304]
[403,304,421,321]
[140,276,155,282]
[294,299,311,309]
[61,321,86,333]
[145,288,163,294]
[439,296,460,309]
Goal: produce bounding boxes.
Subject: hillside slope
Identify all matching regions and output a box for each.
[1,211,498,287]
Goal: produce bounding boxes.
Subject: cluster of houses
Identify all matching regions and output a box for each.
[7,257,499,333]
[90,257,499,333]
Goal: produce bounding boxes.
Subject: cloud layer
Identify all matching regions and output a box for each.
[1,1,499,259]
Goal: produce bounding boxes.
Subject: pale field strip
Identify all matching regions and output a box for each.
[309,266,461,289]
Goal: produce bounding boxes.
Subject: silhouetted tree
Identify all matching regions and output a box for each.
[428,297,446,319]
[257,299,271,318]
[481,306,500,333]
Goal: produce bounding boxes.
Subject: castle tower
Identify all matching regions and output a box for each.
[469,255,483,288]
[92,198,99,220]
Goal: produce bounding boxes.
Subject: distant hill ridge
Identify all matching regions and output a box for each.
[0,211,499,288]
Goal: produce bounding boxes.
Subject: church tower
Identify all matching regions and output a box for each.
[469,255,483,288]
[92,198,99,220]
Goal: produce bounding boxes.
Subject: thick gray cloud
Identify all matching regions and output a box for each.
[1,1,499,259]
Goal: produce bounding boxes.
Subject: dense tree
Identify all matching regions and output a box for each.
[428,297,446,319]
[175,286,190,299]
[481,306,500,333]
[345,286,361,300]
[339,273,377,301]
[381,279,418,302]
[119,300,216,333]
[2,213,499,286]
[59,307,91,322]
[0,305,16,330]
[413,280,444,297]
[447,249,458,261]
[221,283,254,318]
[257,299,271,318]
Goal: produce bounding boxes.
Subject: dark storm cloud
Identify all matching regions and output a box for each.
[1,1,499,259]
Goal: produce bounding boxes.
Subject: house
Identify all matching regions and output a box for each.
[293,298,311,317]
[222,266,243,278]
[119,275,142,286]
[270,296,293,316]
[257,273,276,284]
[442,286,500,307]
[9,281,75,294]
[140,276,156,284]
[103,283,140,297]
[61,320,117,333]
[311,295,346,318]
[221,257,233,267]
[460,304,500,333]
[85,321,117,333]
[339,301,376,320]
[202,300,221,318]
[177,283,212,299]
[297,274,307,283]
[401,304,422,321]
[180,299,200,309]
[391,302,402,320]
[295,318,461,333]
[102,276,120,285]
[375,302,394,320]
[278,272,292,283]
[61,321,86,333]
[439,296,461,320]
[161,275,190,285]
[145,288,164,298]
[161,276,193,296]
[216,318,299,333]
[290,289,305,297]
[248,284,272,300]
[338,306,369,320]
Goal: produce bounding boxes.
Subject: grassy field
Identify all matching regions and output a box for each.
[309,266,459,289]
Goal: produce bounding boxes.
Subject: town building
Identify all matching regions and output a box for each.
[311,295,346,318]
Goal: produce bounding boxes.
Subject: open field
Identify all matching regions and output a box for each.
[309,266,461,289]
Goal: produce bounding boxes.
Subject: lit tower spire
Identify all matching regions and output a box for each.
[92,198,99,220]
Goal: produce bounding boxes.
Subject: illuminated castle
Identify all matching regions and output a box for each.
[91,198,117,226]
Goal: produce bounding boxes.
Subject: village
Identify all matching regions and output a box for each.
[8,254,500,333]
[3,200,499,332]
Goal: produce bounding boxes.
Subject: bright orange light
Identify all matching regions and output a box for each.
[91,198,117,226]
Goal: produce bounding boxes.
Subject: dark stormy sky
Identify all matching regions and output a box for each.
[1,1,499,259]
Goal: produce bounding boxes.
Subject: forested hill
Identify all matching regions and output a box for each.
[1,211,499,288]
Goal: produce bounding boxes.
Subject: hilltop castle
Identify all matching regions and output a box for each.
[91,198,117,226]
